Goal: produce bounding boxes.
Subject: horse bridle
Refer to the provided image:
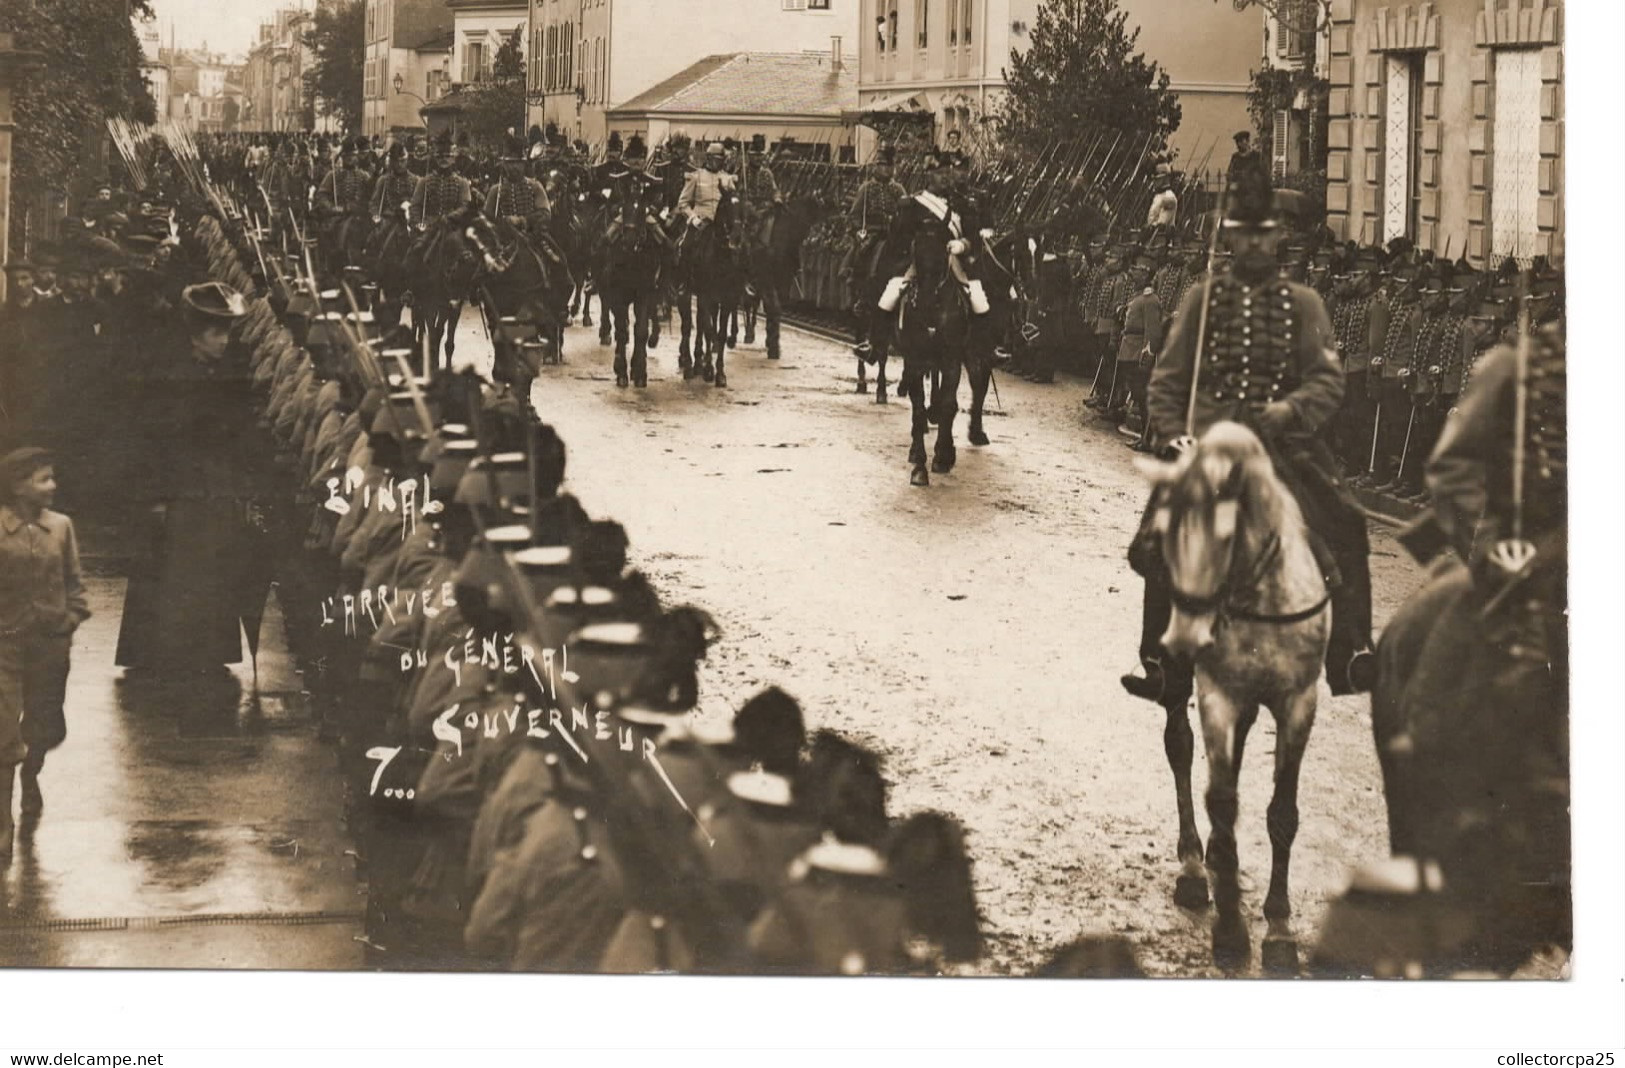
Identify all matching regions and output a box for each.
[1164,497,1330,627]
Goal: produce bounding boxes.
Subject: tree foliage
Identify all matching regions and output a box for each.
[451,27,525,153]
[2,0,157,244]
[997,0,1181,160]
[302,0,365,133]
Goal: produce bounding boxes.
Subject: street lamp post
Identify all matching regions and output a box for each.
[393,70,429,133]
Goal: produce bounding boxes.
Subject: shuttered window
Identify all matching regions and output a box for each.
[1271,109,1290,180]
[1491,48,1542,264]
[1382,53,1422,245]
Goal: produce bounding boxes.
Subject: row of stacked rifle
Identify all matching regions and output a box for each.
[189,197,991,974]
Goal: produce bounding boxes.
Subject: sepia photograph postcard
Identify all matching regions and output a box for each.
[0,0,1620,1058]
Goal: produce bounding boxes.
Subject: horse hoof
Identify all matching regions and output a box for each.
[855,381,870,395]
[910,464,930,487]
[633,376,647,388]
[969,427,991,447]
[933,449,957,474]
[1211,916,1251,972]
[599,337,611,348]
[615,374,629,389]
[648,335,660,350]
[702,367,715,384]
[767,351,780,361]
[714,373,727,389]
[1173,874,1210,911]
[1261,939,1300,976]
[744,331,756,345]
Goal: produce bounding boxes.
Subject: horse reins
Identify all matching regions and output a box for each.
[1167,524,1330,628]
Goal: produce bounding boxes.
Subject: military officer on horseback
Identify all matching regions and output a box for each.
[1124,169,1377,706]
[592,132,631,197]
[410,133,473,230]
[847,145,908,359]
[674,143,739,276]
[606,136,667,226]
[370,143,417,223]
[484,134,553,235]
[875,154,993,323]
[314,138,371,222]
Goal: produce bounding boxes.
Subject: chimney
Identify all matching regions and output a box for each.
[831,36,842,73]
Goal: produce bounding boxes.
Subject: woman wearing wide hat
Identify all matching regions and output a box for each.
[114,282,280,682]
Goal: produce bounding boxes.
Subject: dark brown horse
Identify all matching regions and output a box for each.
[464,212,573,405]
[674,206,747,388]
[890,228,996,486]
[1359,545,1570,975]
[401,206,488,372]
[599,209,669,388]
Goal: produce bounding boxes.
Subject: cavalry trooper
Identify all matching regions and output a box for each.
[846,144,908,359]
[313,138,371,254]
[261,141,300,223]
[741,136,784,236]
[654,133,694,213]
[369,142,417,223]
[483,134,553,235]
[674,142,738,275]
[1123,170,1377,708]
[591,132,631,197]
[606,135,666,227]
[409,133,473,231]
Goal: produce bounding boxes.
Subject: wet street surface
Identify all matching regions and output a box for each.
[2,312,1420,975]
[517,314,1420,977]
[0,561,362,969]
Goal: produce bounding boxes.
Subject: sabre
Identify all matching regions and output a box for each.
[1394,399,1419,485]
[1183,182,1228,438]
[1367,401,1383,475]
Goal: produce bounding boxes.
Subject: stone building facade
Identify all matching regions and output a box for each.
[1324,0,1563,264]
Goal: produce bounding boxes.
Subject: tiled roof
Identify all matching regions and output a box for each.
[611,52,857,118]
[412,28,455,51]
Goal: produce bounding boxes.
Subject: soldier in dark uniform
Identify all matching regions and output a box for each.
[591,132,629,196]
[1328,247,1380,476]
[606,134,665,225]
[406,135,430,179]
[1124,173,1376,706]
[846,145,907,359]
[1084,245,1133,413]
[483,134,553,235]
[409,134,474,265]
[369,142,417,223]
[1114,253,1164,447]
[1365,256,1423,491]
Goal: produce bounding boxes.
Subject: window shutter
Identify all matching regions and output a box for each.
[1272,109,1290,180]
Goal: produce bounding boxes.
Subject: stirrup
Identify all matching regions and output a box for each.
[1340,650,1378,695]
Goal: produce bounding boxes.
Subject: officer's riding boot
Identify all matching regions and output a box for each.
[1122,580,1192,709]
[1326,547,1377,696]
